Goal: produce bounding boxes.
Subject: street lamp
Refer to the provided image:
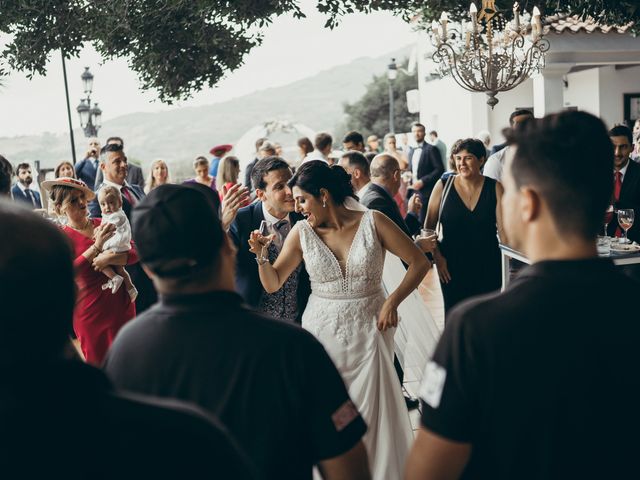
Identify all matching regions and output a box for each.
[387,58,398,133]
[76,67,102,137]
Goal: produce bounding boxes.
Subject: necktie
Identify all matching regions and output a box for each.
[122,186,135,206]
[24,189,35,207]
[274,219,291,239]
[613,171,622,202]
[614,172,623,237]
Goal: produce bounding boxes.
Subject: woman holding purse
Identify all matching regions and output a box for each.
[425,138,506,315]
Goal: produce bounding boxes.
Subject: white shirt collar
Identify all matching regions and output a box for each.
[261,202,289,226]
[15,182,30,193]
[102,178,132,190]
[303,151,329,164]
[357,182,372,198]
[616,160,630,180]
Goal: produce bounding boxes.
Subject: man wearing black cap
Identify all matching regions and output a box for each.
[0,199,256,479]
[104,184,370,480]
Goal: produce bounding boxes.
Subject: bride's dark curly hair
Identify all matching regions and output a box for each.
[288,160,356,204]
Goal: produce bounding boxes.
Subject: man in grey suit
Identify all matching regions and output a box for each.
[94,137,145,189]
[407,122,444,223]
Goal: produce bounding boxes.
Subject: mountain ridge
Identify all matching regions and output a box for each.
[0,45,412,172]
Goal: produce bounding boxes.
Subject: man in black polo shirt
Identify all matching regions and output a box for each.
[0,200,255,479]
[104,185,370,480]
[406,111,640,479]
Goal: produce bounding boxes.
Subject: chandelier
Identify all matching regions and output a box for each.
[430,0,550,108]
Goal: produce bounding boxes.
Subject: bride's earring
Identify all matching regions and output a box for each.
[322,198,326,208]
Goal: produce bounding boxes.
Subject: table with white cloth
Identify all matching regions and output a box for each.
[499,243,640,290]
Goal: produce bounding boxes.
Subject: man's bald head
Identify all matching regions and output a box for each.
[0,201,75,365]
[370,154,400,179]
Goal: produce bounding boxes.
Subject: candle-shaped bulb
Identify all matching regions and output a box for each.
[431,20,441,43]
[513,2,521,30]
[470,2,478,32]
[440,12,448,38]
[532,6,541,17]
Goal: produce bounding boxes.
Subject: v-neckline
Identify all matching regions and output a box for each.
[452,177,486,213]
[306,210,368,283]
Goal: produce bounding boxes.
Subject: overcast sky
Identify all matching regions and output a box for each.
[0,2,417,137]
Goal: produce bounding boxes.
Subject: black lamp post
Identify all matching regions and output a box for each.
[387,58,398,133]
[76,67,102,138]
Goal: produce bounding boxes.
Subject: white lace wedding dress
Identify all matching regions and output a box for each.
[298,209,413,480]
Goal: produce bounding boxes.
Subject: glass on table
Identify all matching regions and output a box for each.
[617,209,634,244]
[596,235,611,256]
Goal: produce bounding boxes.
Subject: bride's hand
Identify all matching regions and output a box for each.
[377,299,399,332]
[248,231,275,255]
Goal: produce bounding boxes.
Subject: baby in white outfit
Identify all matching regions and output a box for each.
[97,186,137,302]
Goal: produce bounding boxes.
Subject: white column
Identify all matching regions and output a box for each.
[533,64,572,117]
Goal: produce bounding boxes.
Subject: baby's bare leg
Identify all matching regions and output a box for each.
[102,266,117,280]
[115,266,135,291]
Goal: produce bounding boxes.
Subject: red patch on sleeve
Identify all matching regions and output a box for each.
[331,400,359,432]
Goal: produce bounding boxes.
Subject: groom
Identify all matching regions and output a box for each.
[230,157,310,323]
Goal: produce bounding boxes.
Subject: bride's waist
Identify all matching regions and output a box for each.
[309,285,384,301]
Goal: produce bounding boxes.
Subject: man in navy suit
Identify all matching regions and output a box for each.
[407,122,444,223]
[11,163,42,209]
[230,157,310,323]
[90,143,156,314]
[74,137,102,190]
[608,124,640,243]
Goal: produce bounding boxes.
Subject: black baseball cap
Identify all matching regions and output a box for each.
[132,184,223,277]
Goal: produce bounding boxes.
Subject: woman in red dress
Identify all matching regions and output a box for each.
[44,177,137,365]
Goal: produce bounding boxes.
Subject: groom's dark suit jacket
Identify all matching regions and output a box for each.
[229,201,311,324]
[359,183,420,238]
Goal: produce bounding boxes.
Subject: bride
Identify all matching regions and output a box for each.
[249,160,430,479]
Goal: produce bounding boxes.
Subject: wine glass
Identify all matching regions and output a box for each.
[617,209,634,244]
[603,205,614,237]
[257,220,272,262]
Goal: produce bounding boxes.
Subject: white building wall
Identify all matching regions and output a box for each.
[598,65,640,128]
[418,76,534,150]
[563,68,600,116]
[486,80,534,146]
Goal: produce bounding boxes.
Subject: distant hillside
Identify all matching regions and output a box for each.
[0,45,412,174]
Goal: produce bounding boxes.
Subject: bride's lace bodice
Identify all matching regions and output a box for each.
[298,209,384,299]
[298,209,386,344]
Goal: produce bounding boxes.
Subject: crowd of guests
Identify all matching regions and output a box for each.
[1,109,640,479]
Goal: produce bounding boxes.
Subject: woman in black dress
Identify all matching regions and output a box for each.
[425,138,506,314]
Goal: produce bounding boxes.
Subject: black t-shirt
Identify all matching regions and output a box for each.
[104,291,366,480]
[0,360,256,479]
[420,259,640,479]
